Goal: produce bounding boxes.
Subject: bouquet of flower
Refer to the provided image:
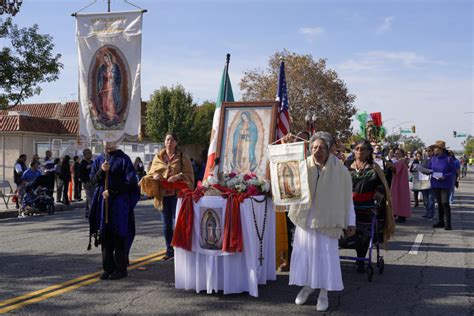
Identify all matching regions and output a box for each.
[204,172,271,196]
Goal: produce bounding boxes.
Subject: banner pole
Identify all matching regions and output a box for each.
[223,53,230,103]
[103,141,109,224]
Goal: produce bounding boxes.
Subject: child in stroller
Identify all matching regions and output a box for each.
[19,182,55,217]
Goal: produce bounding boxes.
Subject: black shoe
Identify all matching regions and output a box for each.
[432,222,445,228]
[100,272,111,280]
[395,217,406,223]
[414,204,419,208]
[356,261,366,273]
[162,255,174,261]
[109,272,127,280]
[444,225,452,230]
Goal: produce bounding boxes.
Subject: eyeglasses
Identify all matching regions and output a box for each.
[355,147,368,152]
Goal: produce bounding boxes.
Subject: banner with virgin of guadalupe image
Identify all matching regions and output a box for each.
[192,197,228,256]
[76,11,142,142]
[267,142,310,206]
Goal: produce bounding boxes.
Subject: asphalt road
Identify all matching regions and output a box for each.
[0,171,473,315]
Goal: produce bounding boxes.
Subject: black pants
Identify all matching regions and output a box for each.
[161,196,177,257]
[432,188,451,226]
[74,177,82,200]
[101,229,128,276]
[285,212,294,263]
[62,179,70,205]
[355,230,370,259]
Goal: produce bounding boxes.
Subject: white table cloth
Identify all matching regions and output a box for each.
[174,195,276,297]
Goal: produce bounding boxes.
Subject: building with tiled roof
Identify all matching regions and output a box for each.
[0,101,202,188]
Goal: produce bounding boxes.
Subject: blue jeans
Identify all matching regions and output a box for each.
[421,189,435,218]
[449,185,455,204]
[161,196,177,257]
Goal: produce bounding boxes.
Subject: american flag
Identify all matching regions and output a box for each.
[276,59,290,139]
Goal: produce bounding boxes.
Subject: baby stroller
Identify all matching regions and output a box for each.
[20,180,55,217]
[33,186,55,215]
[339,200,385,282]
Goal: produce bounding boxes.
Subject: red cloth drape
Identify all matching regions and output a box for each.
[221,193,245,253]
[171,188,204,251]
[212,184,248,253]
[172,183,249,253]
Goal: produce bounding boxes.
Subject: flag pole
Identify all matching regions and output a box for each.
[223,53,231,103]
[103,141,109,224]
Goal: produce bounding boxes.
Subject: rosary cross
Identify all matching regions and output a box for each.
[258,254,264,266]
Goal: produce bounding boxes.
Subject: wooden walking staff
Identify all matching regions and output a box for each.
[103,141,109,224]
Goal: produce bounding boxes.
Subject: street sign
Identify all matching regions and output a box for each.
[400,129,412,134]
[456,134,468,138]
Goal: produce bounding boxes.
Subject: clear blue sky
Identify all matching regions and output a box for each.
[6,0,473,150]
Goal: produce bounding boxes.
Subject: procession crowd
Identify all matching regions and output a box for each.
[8,131,468,312]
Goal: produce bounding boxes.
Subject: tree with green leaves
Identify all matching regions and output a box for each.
[145,85,195,144]
[402,136,426,153]
[463,136,474,155]
[385,134,402,147]
[190,101,215,146]
[0,18,63,108]
[240,49,357,141]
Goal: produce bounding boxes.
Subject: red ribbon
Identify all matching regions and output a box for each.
[352,191,375,202]
[160,180,189,191]
[212,185,248,253]
[171,188,205,251]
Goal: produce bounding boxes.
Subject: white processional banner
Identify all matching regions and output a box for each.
[267,142,310,206]
[76,11,142,142]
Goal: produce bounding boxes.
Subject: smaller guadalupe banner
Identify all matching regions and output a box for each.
[267,142,310,206]
[192,198,228,256]
[76,11,143,141]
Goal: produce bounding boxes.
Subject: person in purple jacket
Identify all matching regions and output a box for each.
[417,140,455,230]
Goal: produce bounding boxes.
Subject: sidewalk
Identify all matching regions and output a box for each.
[0,199,86,219]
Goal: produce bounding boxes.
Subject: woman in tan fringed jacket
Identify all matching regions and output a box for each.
[141,132,194,260]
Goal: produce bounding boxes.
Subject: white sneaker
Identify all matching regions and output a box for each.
[316,296,329,312]
[295,286,314,305]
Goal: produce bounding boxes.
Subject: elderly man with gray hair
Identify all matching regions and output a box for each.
[283,131,355,312]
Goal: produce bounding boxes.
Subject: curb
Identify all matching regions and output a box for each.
[0,201,86,220]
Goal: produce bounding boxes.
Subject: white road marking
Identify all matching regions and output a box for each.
[408,234,424,255]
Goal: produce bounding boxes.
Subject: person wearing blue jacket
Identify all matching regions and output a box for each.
[88,142,140,280]
[426,140,455,230]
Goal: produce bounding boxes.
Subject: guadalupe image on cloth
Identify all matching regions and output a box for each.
[199,207,223,250]
[277,161,302,200]
[88,45,130,130]
[268,142,310,206]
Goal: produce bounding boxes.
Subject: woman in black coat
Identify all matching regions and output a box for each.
[58,155,72,205]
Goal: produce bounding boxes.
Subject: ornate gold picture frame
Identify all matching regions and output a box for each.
[216,101,278,180]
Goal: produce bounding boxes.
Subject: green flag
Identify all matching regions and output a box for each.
[216,66,234,108]
[203,57,234,180]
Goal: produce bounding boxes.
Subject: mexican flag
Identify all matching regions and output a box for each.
[203,59,234,181]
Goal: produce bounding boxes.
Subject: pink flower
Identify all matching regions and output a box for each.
[247,185,259,196]
[243,173,254,181]
[229,172,237,178]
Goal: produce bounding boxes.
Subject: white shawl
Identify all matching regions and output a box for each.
[288,154,353,238]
